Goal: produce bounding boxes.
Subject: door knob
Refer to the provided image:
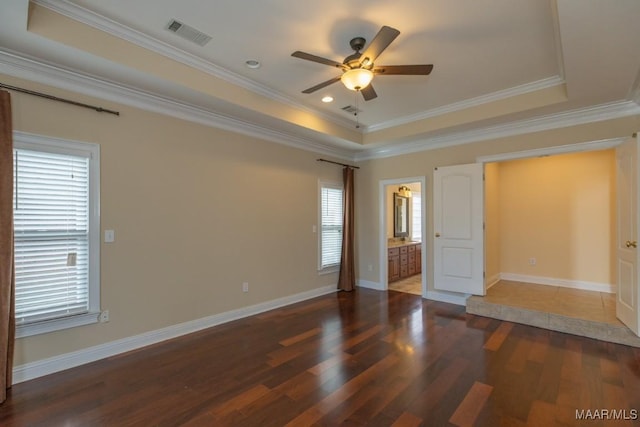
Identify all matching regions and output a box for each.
[435,233,441,238]
[626,240,637,248]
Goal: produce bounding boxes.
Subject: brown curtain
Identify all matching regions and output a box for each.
[337,166,355,291]
[0,90,15,403]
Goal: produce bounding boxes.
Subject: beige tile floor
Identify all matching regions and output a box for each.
[388,273,422,295]
[390,277,620,327]
[484,280,619,325]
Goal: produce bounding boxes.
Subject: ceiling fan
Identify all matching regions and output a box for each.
[291,25,433,101]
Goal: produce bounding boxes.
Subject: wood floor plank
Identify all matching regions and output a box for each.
[449,381,493,427]
[306,351,351,376]
[211,384,271,416]
[527,333,549,364]
[278,327,322,347]
[330,323,385,353]
[284,353,399,426]
[525,400,556,427]
[484,322,514,351]
[349,375,411,424]
[600,356,623,385]
[560,337,583,381]
[1,289,639,426]
[407,356,470,415]
[391,411,423,427]
[506,338,533,373]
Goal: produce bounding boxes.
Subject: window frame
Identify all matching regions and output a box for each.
[318,181,343,273]
[13,132,101,338]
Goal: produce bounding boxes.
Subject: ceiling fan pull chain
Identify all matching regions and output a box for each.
[354,91,360,129]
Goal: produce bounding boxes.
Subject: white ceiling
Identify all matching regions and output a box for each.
[1,0,639,159]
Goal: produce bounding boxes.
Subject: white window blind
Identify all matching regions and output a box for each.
[13,148,91,325]
[320,184,343,269]
[411,191,422,241]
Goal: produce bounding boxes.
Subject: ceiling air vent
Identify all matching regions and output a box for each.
[165,19,212,46]
[341,105,360,114]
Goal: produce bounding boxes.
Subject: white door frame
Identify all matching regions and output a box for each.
[379,176,427,296]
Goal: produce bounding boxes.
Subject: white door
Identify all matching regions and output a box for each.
[616,135,640,335]
[433,163,485,295]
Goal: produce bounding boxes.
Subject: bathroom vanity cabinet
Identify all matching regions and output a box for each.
[388,242,421,283]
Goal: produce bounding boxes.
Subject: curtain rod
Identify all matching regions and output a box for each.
[0,82,120,116]
[317,158,360,169]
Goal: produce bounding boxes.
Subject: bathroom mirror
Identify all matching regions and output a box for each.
[393,193,409,237]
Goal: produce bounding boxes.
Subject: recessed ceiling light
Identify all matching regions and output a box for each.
[321,96,334,103]
[245,60,261,69]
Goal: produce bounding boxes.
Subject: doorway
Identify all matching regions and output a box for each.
[484,148,616,294]
[469,138,640,343]
[379,177,426,297]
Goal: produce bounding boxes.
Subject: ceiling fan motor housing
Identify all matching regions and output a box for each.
[344,37,369,68]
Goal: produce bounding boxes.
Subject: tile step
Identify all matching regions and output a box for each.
[466,296,640,348]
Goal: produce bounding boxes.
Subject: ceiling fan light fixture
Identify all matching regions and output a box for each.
[341,68,374,91]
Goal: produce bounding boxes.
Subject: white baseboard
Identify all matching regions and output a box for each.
[500,273,615,293]
[485,273,501,290]
[13,284,337,384]
[425,290,469,306]
[357,279,385,291]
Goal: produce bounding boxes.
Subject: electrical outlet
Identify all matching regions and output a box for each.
[104,229,115,243]
[242,282,249,292]
[529,257,537,266]
[99,310,110,323]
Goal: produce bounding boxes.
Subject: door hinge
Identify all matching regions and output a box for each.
[483,271,486,278]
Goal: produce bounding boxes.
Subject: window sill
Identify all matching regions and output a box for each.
[318,265,340,275]
[16,312,100,338]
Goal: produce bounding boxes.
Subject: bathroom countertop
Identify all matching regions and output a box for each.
[388,240,421,248]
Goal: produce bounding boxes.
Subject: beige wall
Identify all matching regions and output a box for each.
[484,162,501,283]
[5,74,342,366]
[495,150,616,284]
[355,117,639,296]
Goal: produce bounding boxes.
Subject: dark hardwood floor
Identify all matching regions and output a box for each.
[1,289,639,426]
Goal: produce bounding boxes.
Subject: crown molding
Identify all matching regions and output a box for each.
[355,100,640,161]
[0,49,355,160]
[3,47,637,165]
[32,0,356,130]
[476,137,626,163]
[364,75,565,133]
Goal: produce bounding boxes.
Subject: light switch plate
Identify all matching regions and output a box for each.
[104,229,115,243]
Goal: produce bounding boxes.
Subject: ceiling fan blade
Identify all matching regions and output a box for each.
[361,84,377,101]
[358,26,400,65]
[292,51,346,69]
[301,76,342,94]
[373,64,434,75]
